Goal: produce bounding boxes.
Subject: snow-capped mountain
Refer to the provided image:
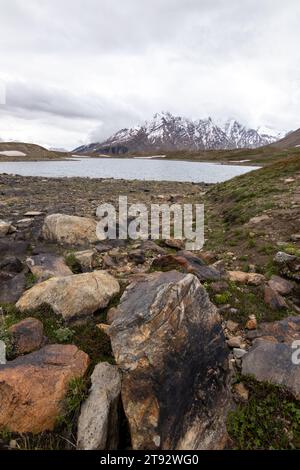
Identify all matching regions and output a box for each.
[74,112,283,154]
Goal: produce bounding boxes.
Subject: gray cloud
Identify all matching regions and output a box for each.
[0,0,299,148]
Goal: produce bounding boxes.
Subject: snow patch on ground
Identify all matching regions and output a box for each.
[0,150,27,157]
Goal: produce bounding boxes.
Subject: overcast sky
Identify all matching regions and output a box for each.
[0,0,299,149]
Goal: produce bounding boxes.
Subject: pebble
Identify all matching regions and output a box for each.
[233,348,247,359]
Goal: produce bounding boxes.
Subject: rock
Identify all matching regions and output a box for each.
[248,214,270,225]
[109,271,231,450]
[42,214,98,246]
[140,240,167,255]
[210,281,229,294]
[8,318,44,355]
[264,285,288,310]
[95,242,113,253]
[242,340,300,399]
[226,320,239,333]
[0,221,12,237]
[291,234,300,242]
[0,345,89,433]
[0,256,23,273]
[227,271,265,286]
[246,315,257,330]
[227,336,243,349]
[128,249,146,265]
[268,275,294,296]
[284,178,295,183]
[152,251,222,282]
[26,254,73,281]
[274,252,300,282]
[24,211,44,217]
[233,383,249,401]
[0,340,6,365]
[233,348,247,359]
[246,316,300,344]
[102,254,116,269]
[107,307,119,325]
[0,271,26,304]
[16,271,120,322]
[77,363,121,450]
[164,238,185,250]
[73,250,97,272]
[198,251,218,264]
[0,240,29,257]
[17,219,33,228]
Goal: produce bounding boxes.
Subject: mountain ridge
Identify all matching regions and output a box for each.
[74,112,285,155]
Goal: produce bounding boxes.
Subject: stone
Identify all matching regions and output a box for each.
[0,345,89,433]
[0,271,26,304]
[95,242,113,253]
[26,254,73,281]
[109,271,231,450]
[0,340,6,365]
[233,383,249,401]
[0,256,23,273]
[264,285,288,310]
[248,214,270,225]
[140,240,167,255]
[246,316,300,344]
[226,320,239,333]
[0,221,12,237]
[17,219,33,228]
[8,318,44,355]
[227,271,265,286]
[284,178,295,183]
[152,251,222,282]
[77,363,121,450]
[268,275,294,296]
[73,250,97,272]
[227,336,243,349]
[24,211,44,217]
[42,214,98,246]
[107,307,119,325]
[246,315,257,330]
[274,252,300,282]
[291,234,300,242]
[128,249,146,265]
[242,340,300,399]
[164,238,185,250]
[210,281,229,294]
[233,348,247,359]
[16,271,120,322]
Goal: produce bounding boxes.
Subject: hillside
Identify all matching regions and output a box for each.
[272,127,300,149]
[0,142,70,161]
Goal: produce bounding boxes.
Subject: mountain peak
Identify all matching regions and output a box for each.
[74,113,282,154]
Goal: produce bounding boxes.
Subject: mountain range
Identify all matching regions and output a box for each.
[74,112,285,155]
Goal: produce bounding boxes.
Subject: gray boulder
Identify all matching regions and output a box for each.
[77,362,121,450]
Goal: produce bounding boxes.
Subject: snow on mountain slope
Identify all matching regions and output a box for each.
[74,112,283,154]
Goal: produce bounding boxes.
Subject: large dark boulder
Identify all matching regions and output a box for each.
[109,271,231,450]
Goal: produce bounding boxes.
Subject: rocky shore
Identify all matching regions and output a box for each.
[0,160,300,450]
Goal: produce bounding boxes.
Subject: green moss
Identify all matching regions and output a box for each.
[65,253,82,274]
[227,377,300,450]
[25,272,38,289]
[214,291,231,305]
[56,377,88,431]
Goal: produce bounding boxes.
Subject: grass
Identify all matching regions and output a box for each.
[25,272,38,289]
[228,377,300,450]
[65,253,82,274]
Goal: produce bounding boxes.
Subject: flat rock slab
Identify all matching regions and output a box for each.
[227,271,265,286]
[77,363,121,450]
[42,213,98,246]
[16,271,120,322]
[109,271,231,450]
[26,253,73,281]
[242,339,300,399]
[0,345,89,433]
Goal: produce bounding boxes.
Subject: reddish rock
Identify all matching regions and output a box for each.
[227,271,265,286]
[264,286,288,310]
[246,316,300,344]
[0,345,89,433]
[8,317,44,355]
[268,275,294,296]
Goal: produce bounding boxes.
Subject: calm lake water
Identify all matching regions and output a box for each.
[0,157,260,183]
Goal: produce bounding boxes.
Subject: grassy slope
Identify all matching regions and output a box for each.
[0,142,70,161]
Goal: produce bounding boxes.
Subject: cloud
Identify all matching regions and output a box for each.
[0,0,299,148]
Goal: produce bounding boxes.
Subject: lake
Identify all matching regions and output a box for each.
[0,157,260,183]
